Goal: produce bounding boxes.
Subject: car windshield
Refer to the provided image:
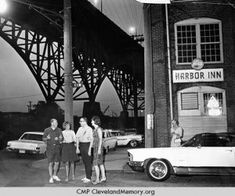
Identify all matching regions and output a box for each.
[182,135,202,147]
[111,131,125,136]
[182,133,235,147]
[20,133,43,141]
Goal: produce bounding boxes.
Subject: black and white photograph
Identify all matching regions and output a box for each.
[0,0,235,195]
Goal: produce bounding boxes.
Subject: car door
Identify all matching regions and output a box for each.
[102,131,108,149]
[187,134,235,167]
[117,134,128,146]
[107,131,115,148]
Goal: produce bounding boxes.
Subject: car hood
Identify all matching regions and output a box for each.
[128,147,169,153]
[127,147,189,157]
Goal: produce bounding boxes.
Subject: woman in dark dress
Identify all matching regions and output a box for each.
[91,116,106,184]
[61,122,78,182]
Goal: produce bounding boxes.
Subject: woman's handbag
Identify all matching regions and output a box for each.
[174,138,182,143]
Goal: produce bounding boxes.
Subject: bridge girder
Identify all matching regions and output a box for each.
[0,16,145,113]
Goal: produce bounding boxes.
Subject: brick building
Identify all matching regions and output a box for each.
[143,1,235,147]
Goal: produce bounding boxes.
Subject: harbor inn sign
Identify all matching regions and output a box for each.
[172,68,224,83]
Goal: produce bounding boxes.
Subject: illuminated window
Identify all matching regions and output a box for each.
[203,93,223,116]
[175,18,223,64]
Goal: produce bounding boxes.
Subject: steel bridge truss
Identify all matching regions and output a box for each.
[0,16,144,113]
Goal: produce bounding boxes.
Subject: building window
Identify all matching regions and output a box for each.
[175,18,223,64]
[181,92,199,110]
[203,93,223,116]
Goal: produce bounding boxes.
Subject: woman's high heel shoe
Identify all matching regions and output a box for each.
[100,177,106,182]
[92,180,100,185]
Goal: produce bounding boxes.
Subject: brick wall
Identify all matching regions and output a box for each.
[149,5,171,147]
[145,2,235,146]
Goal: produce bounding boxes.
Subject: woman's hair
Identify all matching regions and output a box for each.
[50,118,57,124]
[63,121,71,129]
[80,117,88,123]
[172,119,179,126]
[91,116,101,126]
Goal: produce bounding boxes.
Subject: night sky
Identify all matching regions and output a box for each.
[0,0,143,116]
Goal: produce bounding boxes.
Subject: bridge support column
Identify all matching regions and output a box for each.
[119,110,129,130]
[133,82,139,133]
[82,102,102,120]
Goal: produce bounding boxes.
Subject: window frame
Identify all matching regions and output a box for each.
[181,92,199,110]
[175,18,224,65]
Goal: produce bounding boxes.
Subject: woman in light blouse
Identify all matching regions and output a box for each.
[61,121,78,182]
[170,119,184,147]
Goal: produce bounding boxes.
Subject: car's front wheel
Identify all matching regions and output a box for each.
[146,159,171,181]
[113,142,118,151]
[129,140,138,148]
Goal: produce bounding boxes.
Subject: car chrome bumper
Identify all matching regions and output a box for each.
[128,161,144,171]
[6,147,40,154]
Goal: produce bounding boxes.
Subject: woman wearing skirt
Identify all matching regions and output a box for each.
[91,116,106,184]
[61,121,78,182]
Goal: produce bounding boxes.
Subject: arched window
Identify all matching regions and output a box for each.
[175,18,223,65]
[178,86,226,116]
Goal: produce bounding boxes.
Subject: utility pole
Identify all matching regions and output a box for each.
[101,0,103,13]
[144,5,154,148]
[64,0,74,127]
[27,101,32,113]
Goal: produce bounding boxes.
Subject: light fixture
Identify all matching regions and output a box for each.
[93,0,99,5]
[0,0,8,14]
[128,26,136,35]
[207,96,222,116]
[136,0,171,4]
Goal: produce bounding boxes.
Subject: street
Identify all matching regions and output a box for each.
[0,148,235,187]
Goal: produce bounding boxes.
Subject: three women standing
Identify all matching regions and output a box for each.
[61,116,106,184]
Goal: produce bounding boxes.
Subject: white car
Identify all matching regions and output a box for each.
[127,132,235,181]
[6,132,46,155]
[102,129,118,153]
[110,130,143,148]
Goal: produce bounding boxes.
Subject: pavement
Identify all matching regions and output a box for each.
[1,148,235,187]
[33,147,132,172]
[31,147,135,186]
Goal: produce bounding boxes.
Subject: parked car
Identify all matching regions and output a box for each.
[127,132,235,181]
[110,130,144,148]
[102,129,118,153]
[6,132,46,156]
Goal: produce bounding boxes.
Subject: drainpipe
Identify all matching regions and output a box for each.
[165,4,173,121]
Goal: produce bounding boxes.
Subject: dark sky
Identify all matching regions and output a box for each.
[0,0,143,116]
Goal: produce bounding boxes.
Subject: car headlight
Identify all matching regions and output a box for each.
[128,152,133,161]
[36,147,40,151]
